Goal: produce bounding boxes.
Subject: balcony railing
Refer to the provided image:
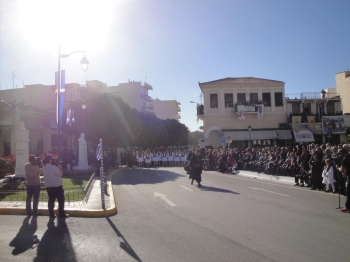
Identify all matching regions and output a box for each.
[286,93,340,100]
[196,104,204,115]
[140,93,153,102]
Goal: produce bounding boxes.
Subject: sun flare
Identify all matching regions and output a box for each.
[17,0,117,55]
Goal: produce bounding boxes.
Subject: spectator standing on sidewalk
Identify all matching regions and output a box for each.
[42,155,69,219]
[337,151,350,212]
[25,155,42,216]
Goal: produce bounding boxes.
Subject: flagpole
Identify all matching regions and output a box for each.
[58,45,61,159]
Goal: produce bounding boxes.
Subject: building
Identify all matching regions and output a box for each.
[198,77,292,147]
[153,99,181,120]
[286,90,344,144]
[335,70,350,114]
[107,81,155,114]
[0,83,86,155]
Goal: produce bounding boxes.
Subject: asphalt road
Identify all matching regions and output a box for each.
[0,167,349,262]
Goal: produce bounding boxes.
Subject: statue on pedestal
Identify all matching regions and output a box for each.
[15,121,30,177]
[77,133,89,170]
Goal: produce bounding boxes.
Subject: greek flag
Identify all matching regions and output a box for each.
[66,109,75,126]
[95,142,102,160]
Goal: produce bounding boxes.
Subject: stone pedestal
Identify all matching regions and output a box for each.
[77,133,89,170]
[15,121,30,177]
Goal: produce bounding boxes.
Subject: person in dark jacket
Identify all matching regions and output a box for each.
[189,150,203,187]
[309,150,323,190]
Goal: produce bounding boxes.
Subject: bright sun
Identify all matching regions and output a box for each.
[17,0,117,55]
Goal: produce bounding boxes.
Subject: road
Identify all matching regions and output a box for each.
[0,167,349,262]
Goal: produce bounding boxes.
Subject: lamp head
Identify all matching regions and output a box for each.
[80,54,89,72]
[248,125,252,131]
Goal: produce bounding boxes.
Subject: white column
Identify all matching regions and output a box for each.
[271,91,275,113]
[258,89,262,101]
[219,90,225,114]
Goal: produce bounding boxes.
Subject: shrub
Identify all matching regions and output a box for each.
[0,155,16,177]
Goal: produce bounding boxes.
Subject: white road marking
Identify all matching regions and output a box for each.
[248,187,290,197]
[180,186,193,191]
[154,192,177,206]
[157,172,161,177]
[205,172,342,197]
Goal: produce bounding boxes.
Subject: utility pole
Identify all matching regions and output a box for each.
[11,71,16,89]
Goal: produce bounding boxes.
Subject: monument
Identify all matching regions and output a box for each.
[77,133,89,170]
[14,121,30,177]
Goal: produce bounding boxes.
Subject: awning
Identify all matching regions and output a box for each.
[293,130,315,143]
[251,130,277,140]
[277,130,292,140]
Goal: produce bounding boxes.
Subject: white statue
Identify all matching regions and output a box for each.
[77,133,89,170]
[17,121,29,141]
[15,121,30,177]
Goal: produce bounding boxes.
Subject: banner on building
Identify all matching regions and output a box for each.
[307,116,315,133]
[292,116,301,132]
[257,104,264,119]
[322,116,346,134]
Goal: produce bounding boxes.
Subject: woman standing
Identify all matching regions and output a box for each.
[189,150,203,187]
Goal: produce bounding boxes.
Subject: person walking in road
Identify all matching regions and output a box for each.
[42,155,69,219]
[25,155,42,216]
[189,150,203,187]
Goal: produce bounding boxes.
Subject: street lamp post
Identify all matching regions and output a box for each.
[248,125,252,148]
[57,46,89,158]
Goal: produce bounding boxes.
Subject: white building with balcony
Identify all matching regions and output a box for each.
[198,77,291,147]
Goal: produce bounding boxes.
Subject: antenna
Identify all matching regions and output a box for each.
[11,71,16,89]
[198,93,203,104]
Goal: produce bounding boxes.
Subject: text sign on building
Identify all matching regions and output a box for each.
[220,137,227,144]
[237,105,256,112]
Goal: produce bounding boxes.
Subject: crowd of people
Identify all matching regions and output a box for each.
[120,149,190,168]
[202,143,350,196]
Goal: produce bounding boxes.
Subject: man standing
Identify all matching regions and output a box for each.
[25,155,42,216]
[337,150,350,212]
[42,155,69,219]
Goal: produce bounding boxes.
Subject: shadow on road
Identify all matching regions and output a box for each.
[113,168,185,186]
[199,185,240,194]
[33,219,76,262]
[106,216,142,262]
[9,216,39,255]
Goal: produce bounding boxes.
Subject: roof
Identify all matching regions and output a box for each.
[199,77,284,86]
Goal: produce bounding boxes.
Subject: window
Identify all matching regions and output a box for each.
[292,103,300,114]
[327,102,335,115]
[237,93,246,103]
[210,94,218,108]
[224,93,233,108]
[303,102,311,115]
[262,93,271,106]
[274,92,283,106]
[250,93,258,103]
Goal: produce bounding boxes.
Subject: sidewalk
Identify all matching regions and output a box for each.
[0,168,122,217]
[212,169,295,184]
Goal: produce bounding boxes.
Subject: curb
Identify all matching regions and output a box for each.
[0,168,124,217]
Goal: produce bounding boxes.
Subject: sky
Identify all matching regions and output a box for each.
[1,0,350,132]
